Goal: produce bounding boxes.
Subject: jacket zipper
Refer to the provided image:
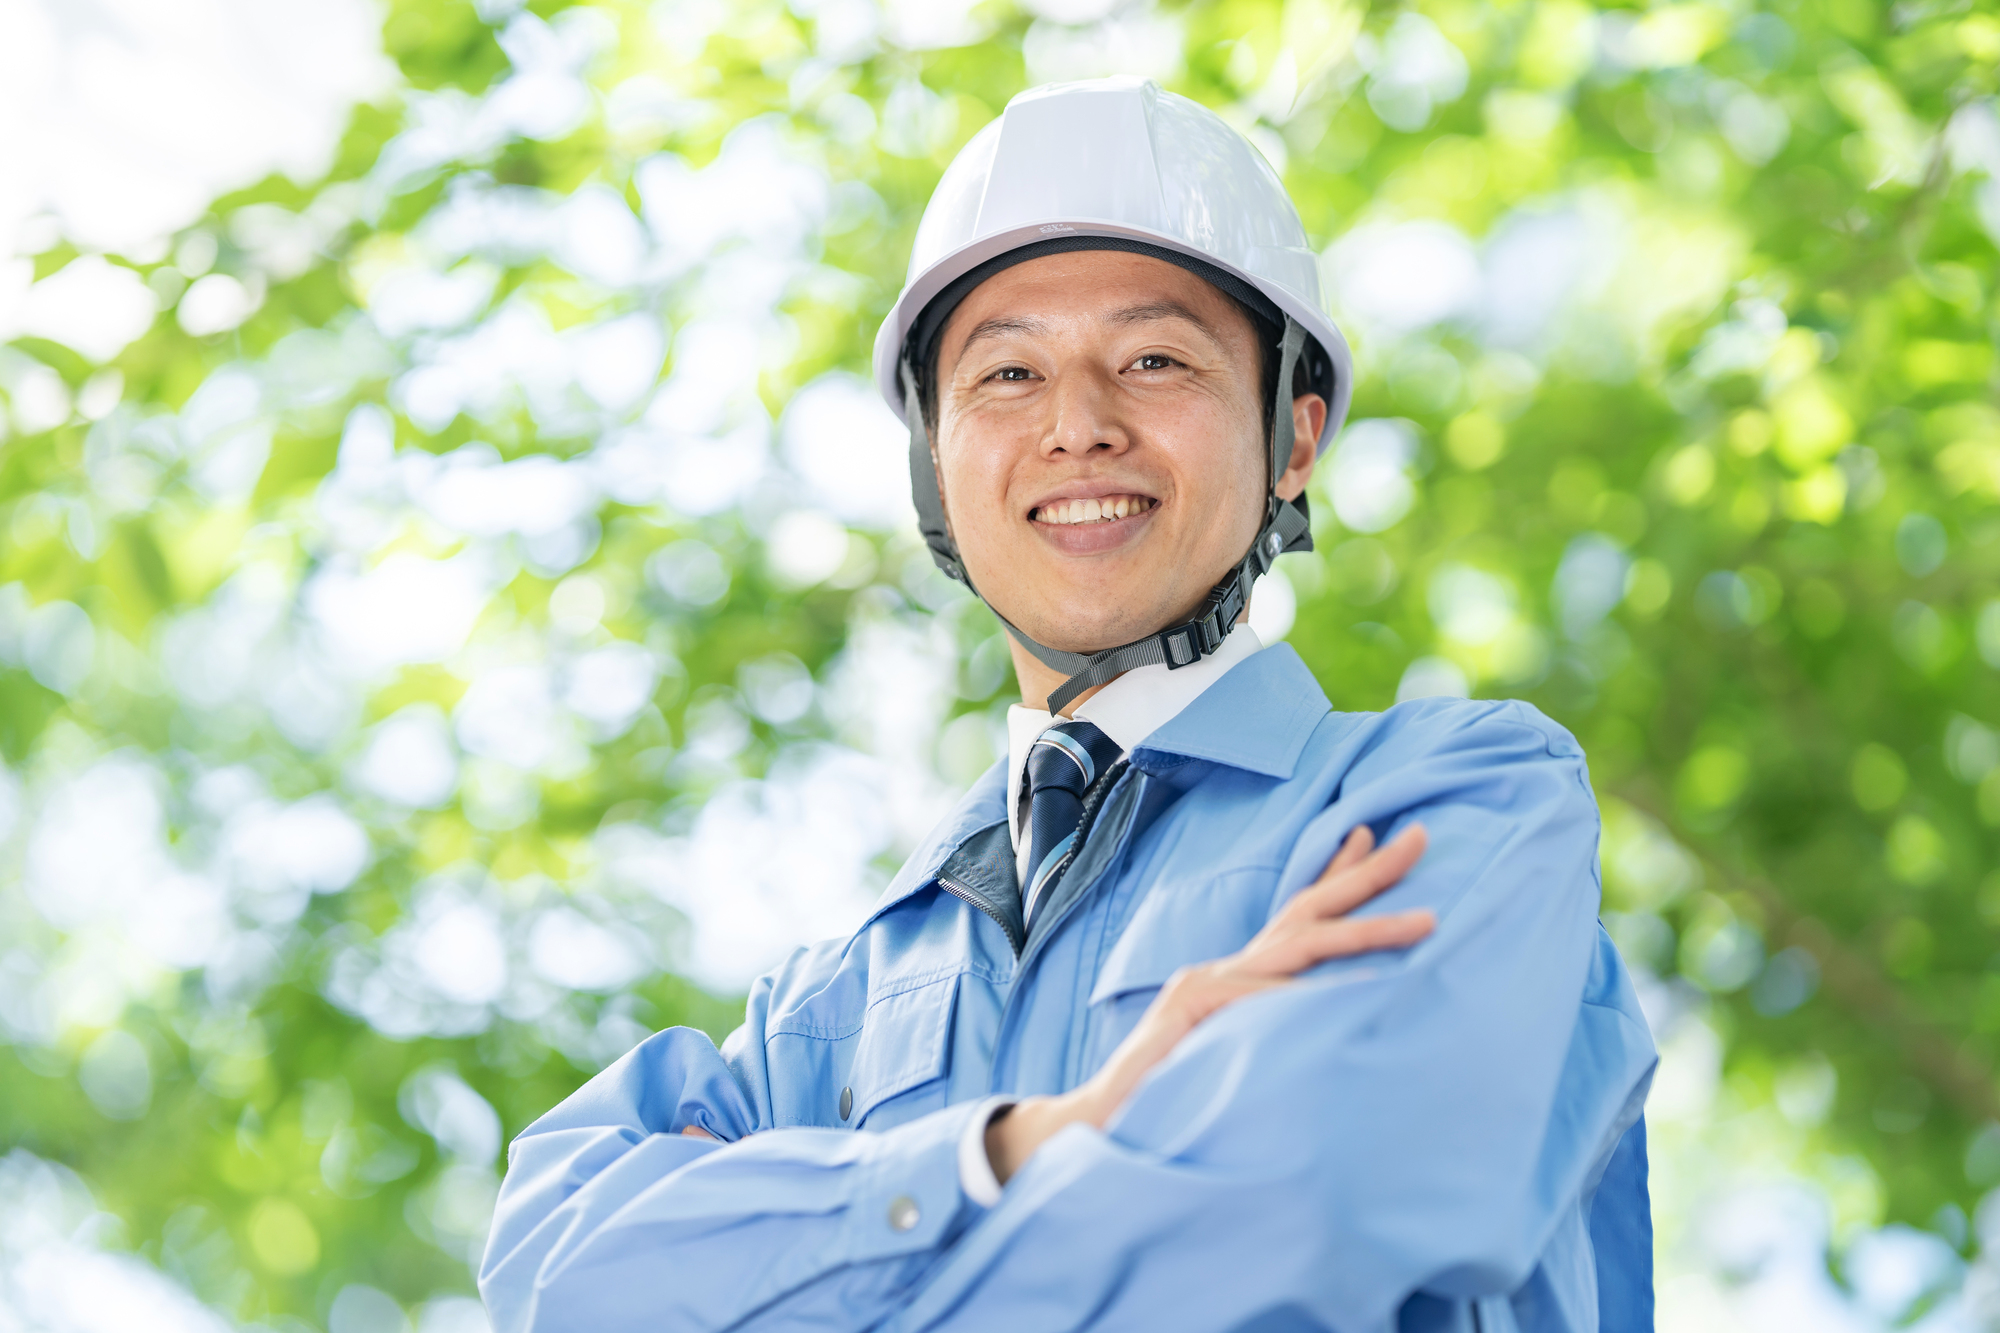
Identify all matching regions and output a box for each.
[935,762,1130,962]
[936,873,1024,956]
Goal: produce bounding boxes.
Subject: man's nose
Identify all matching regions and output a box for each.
[1039,364,1131,459]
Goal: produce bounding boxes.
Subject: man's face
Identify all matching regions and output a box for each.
[933,251,1313,656]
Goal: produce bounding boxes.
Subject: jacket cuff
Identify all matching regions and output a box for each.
[837,1098,993,1265]
[957,1096,1020,1207]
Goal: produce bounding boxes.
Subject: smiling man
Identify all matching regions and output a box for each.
[481,78,1658,1333]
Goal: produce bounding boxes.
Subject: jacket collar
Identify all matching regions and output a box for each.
[867,761,1008,918]
[1129,642,1329,780]
[862,642,1329,927]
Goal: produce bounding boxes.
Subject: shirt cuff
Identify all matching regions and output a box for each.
[956,1096,1019,1207]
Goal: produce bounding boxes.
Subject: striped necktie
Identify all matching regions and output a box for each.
[1021,719,1122,926]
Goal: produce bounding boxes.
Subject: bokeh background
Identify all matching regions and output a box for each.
[1,0,1997,1328]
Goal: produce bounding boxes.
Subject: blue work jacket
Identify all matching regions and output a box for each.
[481,645,1658,1332]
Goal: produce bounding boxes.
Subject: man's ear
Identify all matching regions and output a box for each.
[1275,393,1327,501]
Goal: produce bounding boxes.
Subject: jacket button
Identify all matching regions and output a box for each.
[888,1195,920,1231]
[839,1086,853,1121]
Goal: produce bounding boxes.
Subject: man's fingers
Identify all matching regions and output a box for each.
[1160,968,1290,1028]
[1234,905,1438,980]
[1299,822,1429,918]
[681,1124,717,1140]
[1327,823,1374,874]
[1112,895,1435,1106]
[1280,909,1436,972]
[1274,823,1427,930]
[1359,823,1428,890]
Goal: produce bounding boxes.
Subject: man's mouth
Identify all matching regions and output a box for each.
[1030,495,1158,526]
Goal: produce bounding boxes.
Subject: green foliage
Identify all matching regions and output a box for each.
[3,0,1999,1324]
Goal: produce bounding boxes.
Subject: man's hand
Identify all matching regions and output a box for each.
[986,822,1433,1185]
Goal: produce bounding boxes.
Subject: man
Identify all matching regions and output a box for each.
[481,78,1657,1332]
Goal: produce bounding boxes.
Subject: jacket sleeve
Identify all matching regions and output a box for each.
[478,936,997,1333]
[480,700,1657,1333]
[880,700,1658,1332]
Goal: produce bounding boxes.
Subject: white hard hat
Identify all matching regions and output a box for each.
[870,75,1353,452]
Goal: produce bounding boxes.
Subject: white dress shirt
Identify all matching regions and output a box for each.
[958,627,1269,1205]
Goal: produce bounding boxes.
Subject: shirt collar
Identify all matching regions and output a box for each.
[1004,628,1267,851]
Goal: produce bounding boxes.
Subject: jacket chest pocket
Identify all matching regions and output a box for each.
[765,972,959,1132]
[1085,869,1272,1059]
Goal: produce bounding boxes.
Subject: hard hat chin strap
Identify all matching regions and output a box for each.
[903,315,1316,715]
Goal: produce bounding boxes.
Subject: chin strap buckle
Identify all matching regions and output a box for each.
[1159,623,1202,669]
[1159,571,1248,670]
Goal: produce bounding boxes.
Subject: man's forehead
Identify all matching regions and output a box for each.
[944,252,1247,352]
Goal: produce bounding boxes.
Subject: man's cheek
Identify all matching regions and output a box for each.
[940,467,1016,552]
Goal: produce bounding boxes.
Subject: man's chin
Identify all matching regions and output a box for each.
[969,558,1229,655]
[993,598,1183,657]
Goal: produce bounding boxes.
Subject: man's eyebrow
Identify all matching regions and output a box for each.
[1102,299,1223,341]
[951,300,1224,370]
[954,315,1048,364]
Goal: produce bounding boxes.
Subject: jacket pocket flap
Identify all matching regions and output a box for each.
[849,975,956,1124]
[1087,871,1268,1005]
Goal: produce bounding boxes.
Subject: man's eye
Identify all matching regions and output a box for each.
[992,366,1033,382]
[1133,354,1175,371]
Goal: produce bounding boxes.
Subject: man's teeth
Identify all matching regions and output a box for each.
[1033,495,1155,525]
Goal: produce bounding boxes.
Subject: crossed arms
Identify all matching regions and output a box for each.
[480,704,1657,1332]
